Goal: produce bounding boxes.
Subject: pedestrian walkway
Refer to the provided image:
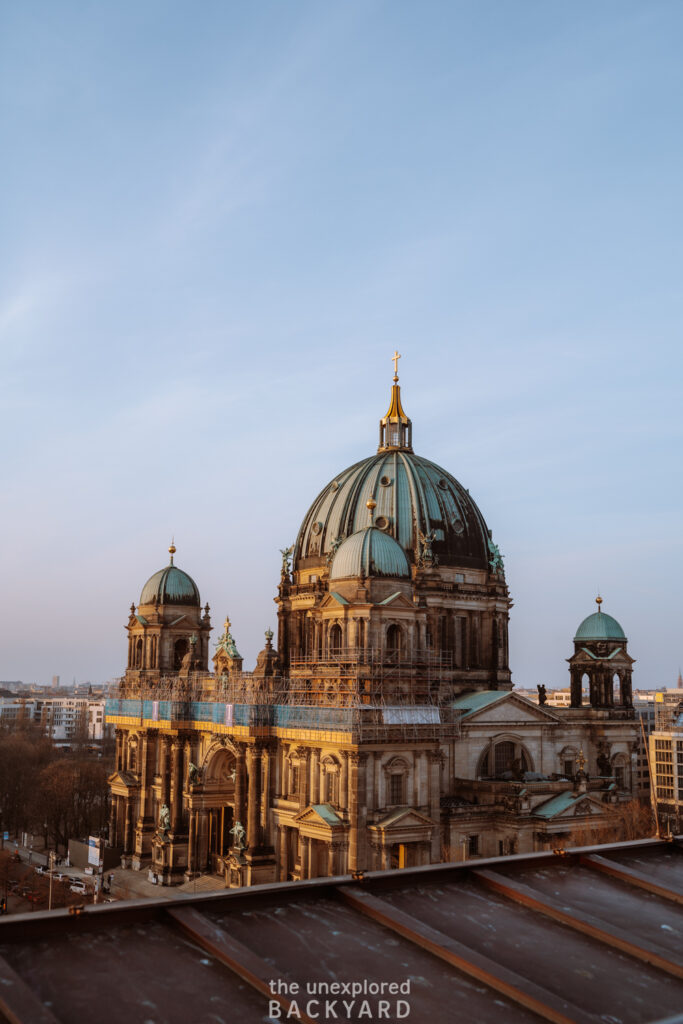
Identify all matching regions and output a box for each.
[4,837,229,903]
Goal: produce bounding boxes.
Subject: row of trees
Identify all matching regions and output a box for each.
[0,718,111,852]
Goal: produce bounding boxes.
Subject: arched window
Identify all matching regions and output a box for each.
[581,672,590,705]
[479,738,533,779]
[384,756,410,806]
[135,638,143,668]
[321,755,341,806]
[612,753,628,790]
[329,624,342,656]
[386,624,403,656]
[612,673,621,704]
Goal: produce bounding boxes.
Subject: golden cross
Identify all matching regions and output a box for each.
[223,616,231,635]
[392,350,401,377]
[576,748,586,771]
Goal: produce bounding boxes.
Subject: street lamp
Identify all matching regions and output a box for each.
[48,851,55,911]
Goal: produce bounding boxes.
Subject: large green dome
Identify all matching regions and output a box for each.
[140,560,200,606]
[574,609,626,642]
[330,527,410,580]
[295,449,491,571]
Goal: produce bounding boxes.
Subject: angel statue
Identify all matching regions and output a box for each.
[418,528,436,564]
[280,545,294,576]
[159,804,171,831]
[230,820,246,851]
[487,536,505,575]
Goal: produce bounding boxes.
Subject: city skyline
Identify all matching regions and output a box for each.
[1,2,681,686]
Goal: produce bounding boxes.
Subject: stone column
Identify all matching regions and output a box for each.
[109,795,118,847]
[310,748,320,805]
[570,668,582,708]
[171,739,182,833]
[297,747,310,811]
[327,843,336,876]
[340,752,349,811]
[123,797,133,853]
[234,744,247,826]
[138,732,150,822]
[428,750,442,863]
[301,835,311,878]
[187,810,196,875]
[246,747,262,850]
[279,825,288,882]
[348,752,368,872]
[197,809,209,872]
[261,746,271,840]
[161,736,171,807]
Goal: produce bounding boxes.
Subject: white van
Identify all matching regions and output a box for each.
[69,879,88,895]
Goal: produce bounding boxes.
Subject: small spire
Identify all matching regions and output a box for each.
[596,594,603,613]
[378,354,413,452]
[169,537,176,565]
[366,498,377,524]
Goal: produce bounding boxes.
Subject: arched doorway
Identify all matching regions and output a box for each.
[194,748,236,874]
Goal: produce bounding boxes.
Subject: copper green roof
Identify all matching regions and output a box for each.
[450,691,510,718]
[574,609,626,642]
[140,564,201,606]
[330,527,410,580]
[296,450,491,571]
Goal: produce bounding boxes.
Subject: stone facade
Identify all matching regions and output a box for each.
[107,374,640,885]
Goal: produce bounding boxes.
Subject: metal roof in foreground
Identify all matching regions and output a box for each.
[1,838,682,1024]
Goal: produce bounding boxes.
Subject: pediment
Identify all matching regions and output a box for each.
[533,791,610,821]
[569,647,634,666]
[320,592,351,610]
[377,591,414,609]
[108,770,140,792]
[457,692,560,725]
[293,804,344,830]
[371,807,436,832]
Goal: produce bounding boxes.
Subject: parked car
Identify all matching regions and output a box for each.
[34,865,47,876]
[69,879,89,895]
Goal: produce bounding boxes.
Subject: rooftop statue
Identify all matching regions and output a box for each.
[487,536,505,575]
[214,617,242,660]
[280,545,294,576]
[418,528,437,565]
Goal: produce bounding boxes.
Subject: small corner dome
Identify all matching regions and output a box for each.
[139,565,201,606]
[574,610,626,642]
[330,527,410,580]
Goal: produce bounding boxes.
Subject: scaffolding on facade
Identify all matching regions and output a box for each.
[110,650,463,745]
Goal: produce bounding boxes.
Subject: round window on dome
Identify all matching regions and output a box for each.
[311,522,322,535]
[380,475,392,486]
[375,515,392,531]
[438,478,448,489]
[330,480,339,491]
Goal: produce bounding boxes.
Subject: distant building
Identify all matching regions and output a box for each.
[649,685,683,833]
[0,696,109,747]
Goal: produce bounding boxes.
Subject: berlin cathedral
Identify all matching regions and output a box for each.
[107,357,639,886]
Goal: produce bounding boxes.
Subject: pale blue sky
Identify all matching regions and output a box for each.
[1,1,681,688]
